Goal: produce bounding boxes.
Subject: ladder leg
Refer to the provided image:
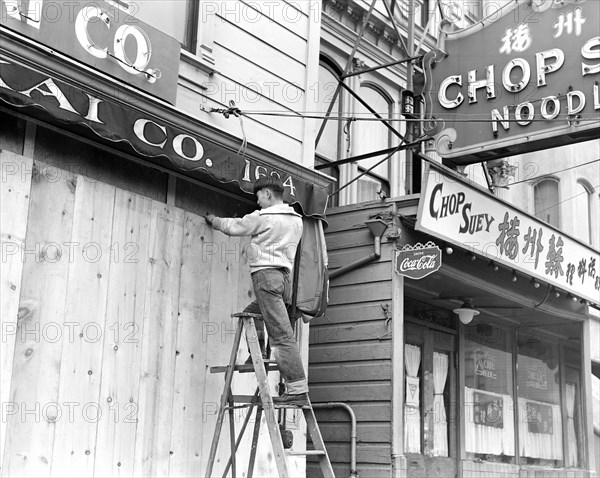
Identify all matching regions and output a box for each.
[222,389,260,477]
[303,401,336,478]
[243,316,290,477]
[247,404,262,478]
[205,318,244,477]
[228,393,236,478]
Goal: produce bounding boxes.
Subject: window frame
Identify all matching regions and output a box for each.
[533,177,561,228]
[575,179,594,245]
[458,321,585,468]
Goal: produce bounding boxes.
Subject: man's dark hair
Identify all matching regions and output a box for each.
[253,176,285,196]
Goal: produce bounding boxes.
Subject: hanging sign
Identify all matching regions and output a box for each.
[0,58,330,217]
[0,0,181,104]
[395,241,442,279]
[421,0,600,164]
[416,162,600,305]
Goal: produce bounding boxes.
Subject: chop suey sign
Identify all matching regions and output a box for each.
[422,0,599,163]
[416,162,600,305]
[0,0,180,104]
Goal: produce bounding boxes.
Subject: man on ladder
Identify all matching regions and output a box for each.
[205,176,308,406]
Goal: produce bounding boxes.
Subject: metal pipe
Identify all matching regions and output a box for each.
[311,402,358,478]
[329,235,381,280]
[329,219,388,280]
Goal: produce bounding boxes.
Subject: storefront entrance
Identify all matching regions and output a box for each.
[404,320,457,478]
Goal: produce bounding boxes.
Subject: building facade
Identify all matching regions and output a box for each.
[309,0,600,477]
[0,1,331,476]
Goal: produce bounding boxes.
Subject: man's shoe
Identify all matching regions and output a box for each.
[272,393,309,407]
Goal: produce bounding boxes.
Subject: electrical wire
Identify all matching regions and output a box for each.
[509,158,600,186]
[240,110,600,123]
[536,184,599,215]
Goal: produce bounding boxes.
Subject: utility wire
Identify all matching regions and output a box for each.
[508,158,600,186]
[241,110,600,123]
[536,184,599,215]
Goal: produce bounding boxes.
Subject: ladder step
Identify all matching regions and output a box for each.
[273,403,312,410]
[210,362,278,374]
[286,450,326,456]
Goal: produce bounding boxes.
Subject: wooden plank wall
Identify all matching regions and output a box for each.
[0,152,33,476]
[178,0,319,165]
[0,156,290,477]
[308,202,395,478]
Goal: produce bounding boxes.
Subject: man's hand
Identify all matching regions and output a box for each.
[204,213,216,226]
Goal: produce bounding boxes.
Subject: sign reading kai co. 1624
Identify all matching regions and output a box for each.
[416,162,600,305]
[422,0,599,164]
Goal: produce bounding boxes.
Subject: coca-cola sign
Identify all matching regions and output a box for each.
[395,242,442,280]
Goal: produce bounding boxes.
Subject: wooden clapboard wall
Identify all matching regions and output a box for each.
[179,0,320,167]
[0,152,305,477]
[308,201,395,478]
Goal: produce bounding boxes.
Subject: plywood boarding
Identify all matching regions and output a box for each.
[93,190,153,477]
[2,161,277,477]
[50,177,116,477]
[0,152,33,476]
[168,213,215,477]
[133,203,184,477]
[3,162,75,477]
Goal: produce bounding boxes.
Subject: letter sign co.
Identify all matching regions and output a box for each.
[395,242,442,280]
[0,0,180,104]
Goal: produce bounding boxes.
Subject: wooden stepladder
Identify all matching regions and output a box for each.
[205,312,335,478]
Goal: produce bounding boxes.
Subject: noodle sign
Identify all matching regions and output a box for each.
[395,242,442,279]
[421,0,600,164]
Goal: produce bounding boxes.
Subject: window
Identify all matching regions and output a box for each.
[131,1,199,52]
[464,324,516,463]
[357,169,390,202]
[516,334,563,466]
[574,181,592,244]
[315,156,340,208]
[354,85,392,202]
[462,322,584,468]
[404,323,456,458]
[534,179,560,227]
[316,62,343,162]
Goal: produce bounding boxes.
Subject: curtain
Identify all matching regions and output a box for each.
[432,352,449,456]
[465,387,515,456]
[517,397,563,460]
[566,383,578,467]
[404,344,421,453]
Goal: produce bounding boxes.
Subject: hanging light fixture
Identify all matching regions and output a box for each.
[453,299,480,325]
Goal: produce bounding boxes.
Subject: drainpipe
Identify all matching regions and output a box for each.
[329,219,389,280]
[311,402,358,478]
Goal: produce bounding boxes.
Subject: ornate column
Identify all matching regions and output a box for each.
[487,159,518,199]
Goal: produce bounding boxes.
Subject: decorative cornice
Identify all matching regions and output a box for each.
[488,159,518,190]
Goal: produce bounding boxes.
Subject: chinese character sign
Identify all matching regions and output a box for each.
[416,162,600,305]
[421,0,600,164]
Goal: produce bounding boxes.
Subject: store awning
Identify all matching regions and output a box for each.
[0,56,331,218]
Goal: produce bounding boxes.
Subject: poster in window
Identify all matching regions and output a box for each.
[473,391,504,428]
[472,347,510,392]
[526,402,553,434]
